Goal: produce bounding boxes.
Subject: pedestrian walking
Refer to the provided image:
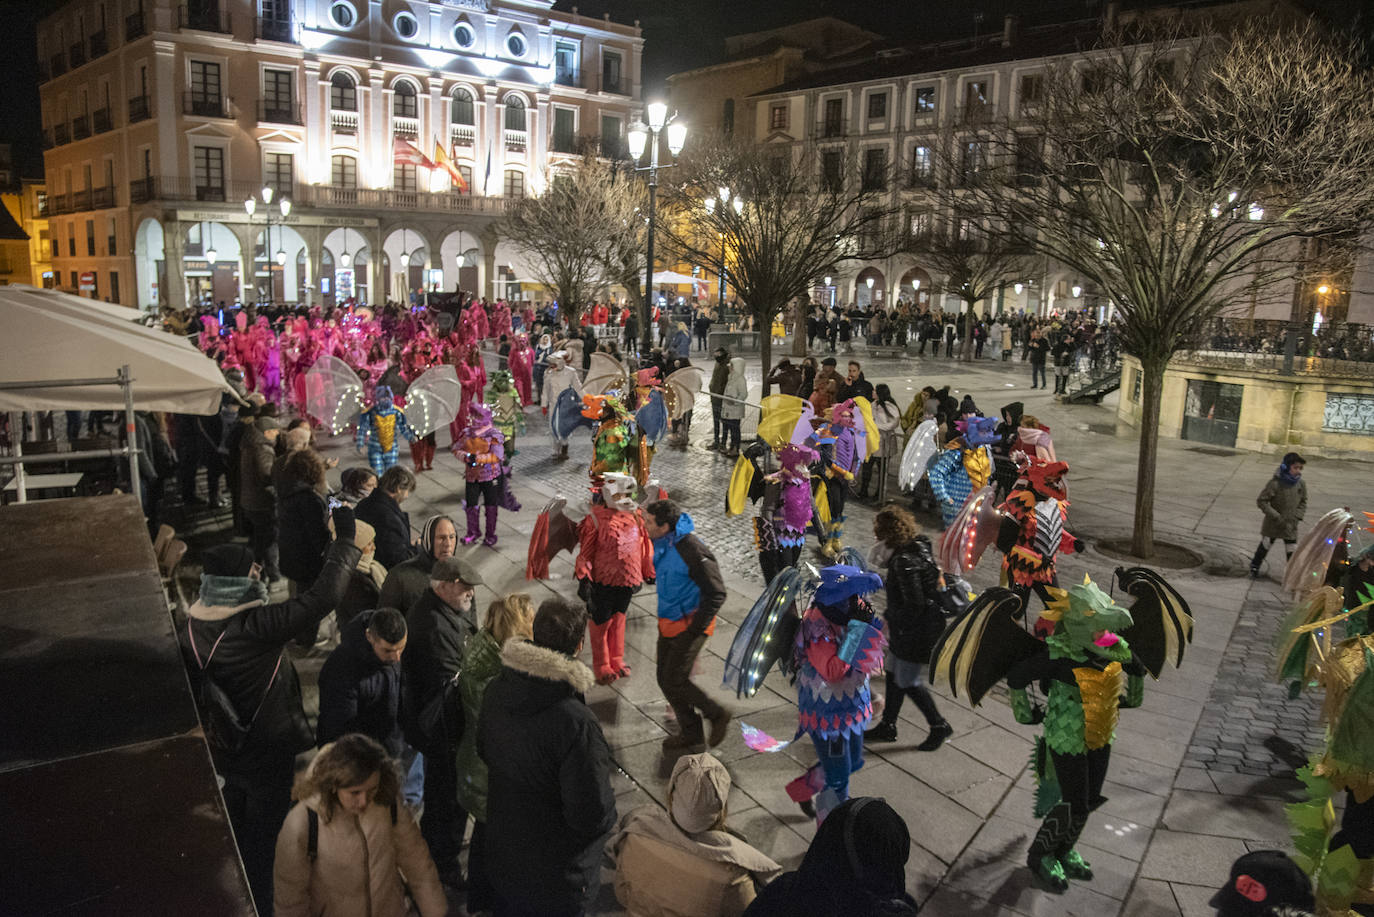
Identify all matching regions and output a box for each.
[1027,329,1049,389]
[272,734,448,917]
[644,499,732,752]
[478,596,618,917]
[863,506,953,750]
[1250,453,1308,578]
[1052,333,1076,394]
[706,346,731,451]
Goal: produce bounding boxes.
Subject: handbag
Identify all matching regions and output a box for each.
[188,621,282,756]
[412,676,464,755]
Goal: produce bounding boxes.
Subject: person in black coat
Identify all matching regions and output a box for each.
[276,448,331,594]
[317,608,408,757]
[478,596,617,917]
[743,797,918,917]
[179,508,361,917]
[403,555,484,886]
[355,465,417,569]
[864,505,953,751]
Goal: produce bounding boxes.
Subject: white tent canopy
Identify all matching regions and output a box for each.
[0,286,230,414]
[652,270,702,286]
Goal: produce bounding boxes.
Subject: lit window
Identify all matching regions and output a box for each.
[914,87,936,116]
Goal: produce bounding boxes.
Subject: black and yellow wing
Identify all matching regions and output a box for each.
[1115,566,1194,678]
[930,587,1043,706]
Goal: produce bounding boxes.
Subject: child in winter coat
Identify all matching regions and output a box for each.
[1250,452,1308,578]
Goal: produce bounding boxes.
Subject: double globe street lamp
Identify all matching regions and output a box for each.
[627,102,687,354]
[245,186,291,306]
[703,186,742,313]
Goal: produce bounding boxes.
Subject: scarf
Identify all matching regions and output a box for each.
[199,574,270,609]
[1278,464,1301,486]
[356,553,388,593]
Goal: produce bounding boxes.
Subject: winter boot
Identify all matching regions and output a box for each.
[483,505,499,547]
[1056,812,1093,880]
[606,612,630,678]
[864,719,899,743]
[916,721,953,752]
[462,506,481,545]
[587,619,617,685]
[1027,803,1073,893]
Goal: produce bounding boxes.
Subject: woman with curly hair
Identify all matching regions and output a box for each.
[864,504,953,751]
[273,734,448,917]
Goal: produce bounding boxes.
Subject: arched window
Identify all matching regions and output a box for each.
[503,95,526,132]
[451,87,474,125]
[330,72,356,111]
[393,81,417,118]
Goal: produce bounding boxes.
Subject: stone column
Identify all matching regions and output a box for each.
[304,60,324,185]
[163,218,186,312]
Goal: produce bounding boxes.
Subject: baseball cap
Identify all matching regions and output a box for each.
[1208,850,1313,916]
[431,555,484,586]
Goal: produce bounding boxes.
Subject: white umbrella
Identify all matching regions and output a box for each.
[651,270,702,286]
[0,286,230,414]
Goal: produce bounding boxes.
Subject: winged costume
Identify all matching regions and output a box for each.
[575,472,656,684]
[809,398,877,557]
[997,458,1083,630]
[927,416,998,528]
[354,386,417,476]
[931,569,1193,892]
[451,402,507,546]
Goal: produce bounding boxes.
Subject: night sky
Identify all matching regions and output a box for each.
[1,0,1366,180]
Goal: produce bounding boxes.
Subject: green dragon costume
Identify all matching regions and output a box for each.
[932,568,1193,892]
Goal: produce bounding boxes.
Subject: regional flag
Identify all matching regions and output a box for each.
[392,135,434,169]
[433,139,469,193]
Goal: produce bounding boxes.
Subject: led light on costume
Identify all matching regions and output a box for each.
[927,416,998,528]
[354,385,418,476]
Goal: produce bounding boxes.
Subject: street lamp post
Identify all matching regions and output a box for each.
[245,186,291,306]
[703,186,740,314]
[628,102,688,355]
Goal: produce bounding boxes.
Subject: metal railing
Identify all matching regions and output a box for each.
[92,186,115,209]
[553,71,583,88]
[0,366,142,506]
[125,11,146,40]
[70,188,92,212]
[178,4,232,34]
[128,177,155,204]
[185,92,229,118]
[71,115,91,140]
[257,101,302,125]
[255,16,296,43]
[128,94,151,123]
[298,185,512,215]
[89,30,108,57]
[92,108,112,133]
[53,123,71,145]
[50,53,67,77]
[69,42,86,68]
[1173,317,1374,379]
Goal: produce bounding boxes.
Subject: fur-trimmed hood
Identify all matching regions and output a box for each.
[501,639,595,697]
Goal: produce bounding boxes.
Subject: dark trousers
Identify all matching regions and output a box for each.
[656,632,723,736]
[711,402,723,445]
[1251,536,1296,571]
[945,337,954,357]
[421,746,468,876]
[721,418,741,452]
[696,331,708,350]
[467,819,495,912]
[466,478,500,507]
[246,509,280,576]
[879,668,943,727]
[222,758,295,917]
[1031,363,1047,388]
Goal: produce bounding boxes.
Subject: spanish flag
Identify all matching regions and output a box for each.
[434,139,469,193]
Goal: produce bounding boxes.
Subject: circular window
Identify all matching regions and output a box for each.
[506,33,526,57]
[328,1,355,28]
[393,11,418,40]
[454,22,474,48]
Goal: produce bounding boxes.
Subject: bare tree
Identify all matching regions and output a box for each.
[966,15,1374,557]
[501,156,642,325]
[658,137,899,392]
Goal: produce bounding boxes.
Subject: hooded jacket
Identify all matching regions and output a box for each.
[316,610,406,756]
[239,424,277,513]
[355,488,415,570]
[478,640,618,915]
[883,536,944,661]
[272,755,447,917]
[651,512,727,638]
[181,539,363,772]
[722,357,749,421]
[709,352,731,404]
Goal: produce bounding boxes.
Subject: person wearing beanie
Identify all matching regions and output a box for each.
[478,596,617,916]
[609,753,781,917]
[179,505,362,917]
[334,519,390,632]
[1209,850,1314,917]
[377,514,458,616]
[1250,453,1308,578]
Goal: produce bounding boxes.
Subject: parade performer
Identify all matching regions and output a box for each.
[532,334,553,403]
[355,385,417,476]
[508,332,535,404]
[542,350,583,460]
[492,300,513,339]
[767,443,821,577]
[784,564,887,822]
[575,472,656,684]
[927,416,998,528]
[401,330,443,471]
[932,569,1193,892]
[997,457,1084,629]
[485,369,524,513]
[585,394,633,487]
[808,398,872,557]
[453,402,506,546]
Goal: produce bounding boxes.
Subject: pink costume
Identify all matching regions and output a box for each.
[492,301,513,338]
[508,332,535,404]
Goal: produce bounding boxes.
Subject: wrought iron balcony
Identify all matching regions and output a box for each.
[184,93,229,118]
[125,11,146,41]
[92,108,113,133]
[178,4,232,34]
[71,115,91,140]
[257,101,302,125]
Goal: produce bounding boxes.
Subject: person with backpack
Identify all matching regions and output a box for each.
[272,734,448,917]
[180,505,361,917]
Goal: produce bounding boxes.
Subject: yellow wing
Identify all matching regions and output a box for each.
[853,396,880,460]
[756,394,807,449]
[814,478,831,528]
[726,455,755,516]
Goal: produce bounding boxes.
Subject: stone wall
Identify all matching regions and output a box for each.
[1117,355,1374,460]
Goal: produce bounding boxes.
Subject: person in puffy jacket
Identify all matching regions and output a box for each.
[180,506,361,916]
[478,596,617,916]
[317,608,408,758]
[273,734,447,917]
[720,357,749,458]
[1250,452,1308,578]
[863,505,953,751]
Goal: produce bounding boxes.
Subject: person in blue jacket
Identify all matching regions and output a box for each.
[644,499,732,753]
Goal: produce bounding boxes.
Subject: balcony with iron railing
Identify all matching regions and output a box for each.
[92,186,115,209]
[298,184,510,216]
[69,42,86,68]
[504,129,527,153]
[256,16,297,43]
[125,11,146,40]
[53,123,71,146]
[815,121,848,140]
[88,30,108,58]
[599,76,626,96]
[129,94,151,123]
[71,114,91,140]
[331,111,358,135]
[553,70,584,89]
[128,176,264,206]
[50,53,67,77]
[70,188,92,212]
[450,124,476,148]
[48,193,69,215]
[178,4,232,34]
[392,116,419,138]
[257,101,302,125]
[185,93,230,118]
[41,130,54,150]
[92,107,112,133]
